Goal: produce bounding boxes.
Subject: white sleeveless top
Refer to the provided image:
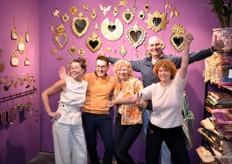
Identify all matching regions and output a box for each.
[56,77,88,125]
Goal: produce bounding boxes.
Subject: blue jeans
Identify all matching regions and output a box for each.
[146,122,190,164]
[114,113,142,164]
[143,109,171,164]
[82,112,114,164]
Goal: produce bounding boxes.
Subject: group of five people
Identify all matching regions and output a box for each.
[41,33,224,164]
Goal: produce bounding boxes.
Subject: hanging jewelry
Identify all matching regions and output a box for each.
[68,39,77,57]
[24,48,30,66]
[138,11,145,20]
[133,0,138,10]
[11,16,18,40]
[144,0,150,12]
[50,21,54,32]
[25,24,30,42]
[91,8,97,20]
[11,42,19,67]
[18,31,26,54]
[119,39,127,57]
[113,7,118,17]
[78,48,85,56]
[62,13,69,23]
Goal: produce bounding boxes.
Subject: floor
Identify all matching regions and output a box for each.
[26,152,118,164]
[26,152,55,164]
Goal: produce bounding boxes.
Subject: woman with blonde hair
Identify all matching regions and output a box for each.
[110,59,147,164]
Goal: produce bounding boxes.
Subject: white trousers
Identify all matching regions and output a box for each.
[52,121,87,164]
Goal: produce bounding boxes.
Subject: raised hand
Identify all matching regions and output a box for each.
[59,66,69,79]
[212,35,224,51]
[184,33,194,45]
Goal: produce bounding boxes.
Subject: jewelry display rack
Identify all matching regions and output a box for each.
[0,86,37,103]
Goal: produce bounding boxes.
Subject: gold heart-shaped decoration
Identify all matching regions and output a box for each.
[169,24,185,52]
[68,45,77,56]
[126,23,146,49]
[138,11,145,20]
[133,5,138,10]
[122,9,134,24]
[53,33,68,50]
[86,31,102,53]
[145,4,150,12]
[71,12,90,38]
[170,34,184,52]
[53,24,68,49]
[78,48,85,56]
[62,13,69,23]
[145,10,169,33]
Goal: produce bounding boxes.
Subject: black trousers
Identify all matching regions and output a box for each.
[114,113,142,164]
[146,121,191,164]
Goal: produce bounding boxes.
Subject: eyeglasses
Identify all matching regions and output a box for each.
[96,65,107,70]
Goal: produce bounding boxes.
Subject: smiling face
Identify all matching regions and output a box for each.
[95,59,109,77]
[70,62,85,80]
[157,66,171,83]
[116,66,129,81]
[113,60,132,82]
[147,36,163,59]
[153,59,177,83]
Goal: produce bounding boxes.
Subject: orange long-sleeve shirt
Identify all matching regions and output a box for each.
[83,73,115,114]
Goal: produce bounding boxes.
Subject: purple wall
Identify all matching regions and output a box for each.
[39,0,221,163]
[0,0,40,163]
[0,0,224,163]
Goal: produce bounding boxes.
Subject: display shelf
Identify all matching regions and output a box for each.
[209,82,232,95]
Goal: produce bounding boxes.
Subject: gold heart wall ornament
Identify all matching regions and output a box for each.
[144,4,150,12]
[101,18,123,41]
[62,13,69,23]
[170,24,185,52]
[70,6,78,15]
[86,31,102,53]
[68,45,77,56]
[122,9,135,24]
[138,11,145,20]
[145,10,169,33]
[53,24,68,49]
[126,23,146,49]
[78,48,85,56]
[71,12,90,38]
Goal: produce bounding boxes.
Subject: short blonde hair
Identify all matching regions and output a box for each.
[113,60,133,81]
[153,59,177,80]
